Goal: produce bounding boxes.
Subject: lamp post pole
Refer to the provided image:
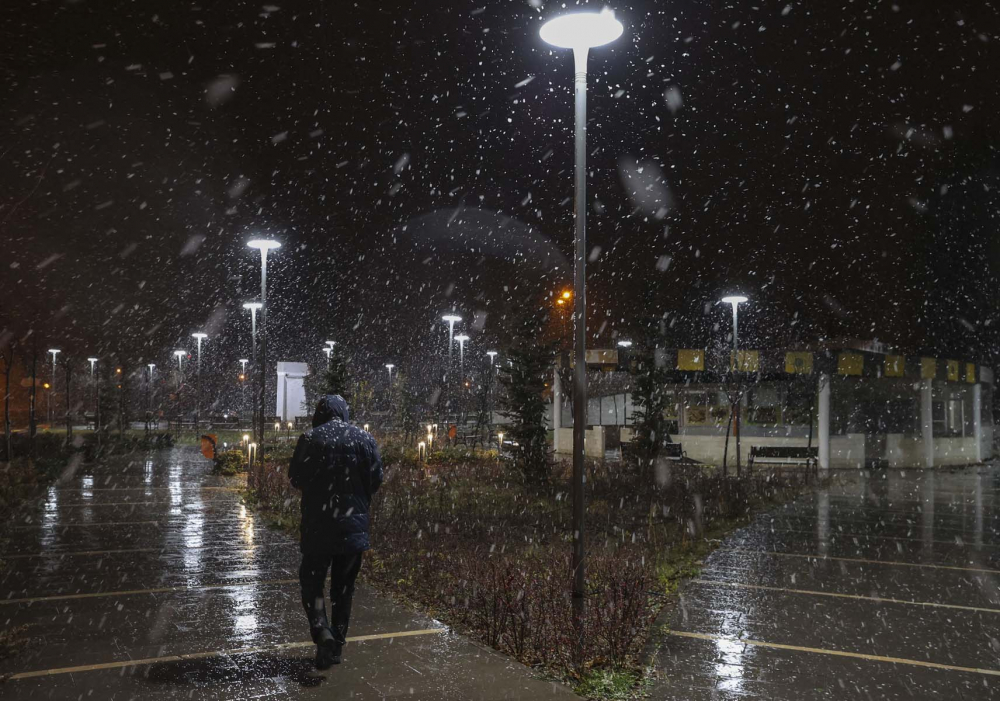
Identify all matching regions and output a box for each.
[88,357,99,434]
[192,333,207,430]
[48,349,60,426]
[247,241,280,449]
[243,302,262,436]
[721,295,748,475]
[540,9,623,663]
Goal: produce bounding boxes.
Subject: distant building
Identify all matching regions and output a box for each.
[275,362,310,422]
[550,344,993,468]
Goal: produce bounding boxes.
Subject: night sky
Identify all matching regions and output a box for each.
[2,0,999,378]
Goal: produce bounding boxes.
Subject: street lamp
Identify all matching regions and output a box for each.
[454,335,470,377]
[540,7,623,659]
[147,363,156,428]
[47,349,60,425]
[323,346,332,365]
[247,239,281,447]
[325,340,336,348]
[616,340,633,348]
[442,314,462,357]
[191,333,208,429]
[721,295,748,476]
[174,350,186,371]
[88,357,99,433]
[239,359,249,426]
[487,350,498,365]
[385,363,395,384]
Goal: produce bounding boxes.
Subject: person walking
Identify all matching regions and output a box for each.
[289,394,383,669]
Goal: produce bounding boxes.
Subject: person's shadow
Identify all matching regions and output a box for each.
[140,650,326,689]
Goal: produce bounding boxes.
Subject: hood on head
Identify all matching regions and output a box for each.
[313,394,350,427]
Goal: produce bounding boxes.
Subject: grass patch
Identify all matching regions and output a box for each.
[574,669,645,700]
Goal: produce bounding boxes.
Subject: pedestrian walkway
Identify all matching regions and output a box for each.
[654,465,1000,699]
[0,447,577,700]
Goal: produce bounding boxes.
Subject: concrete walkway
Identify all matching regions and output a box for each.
[655,465,1000,699]
[0,446,577,700]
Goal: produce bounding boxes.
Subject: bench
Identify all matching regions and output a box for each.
[748,446,818,474]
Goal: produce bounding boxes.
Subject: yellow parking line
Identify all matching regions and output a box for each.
[32,501,238,508]
[765,525,1000,548]
[2,541,298,559]
[7,628,447,680]
[666,630,1000,676]
[53,486,239,492]
[721,548,1000,575]
[691,579,1000,614]
[10,520,161,529]
[1,579,298,605]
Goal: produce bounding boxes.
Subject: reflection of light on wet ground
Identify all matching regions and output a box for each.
[226,583,261,638]
[239,504,256,549]
[712,599,750,693]
[39,487,59,549]
[144,460,154,489]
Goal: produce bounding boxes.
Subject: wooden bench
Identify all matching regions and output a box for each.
[748,446,818,474]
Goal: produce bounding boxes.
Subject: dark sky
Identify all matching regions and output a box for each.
[2,0,999,377]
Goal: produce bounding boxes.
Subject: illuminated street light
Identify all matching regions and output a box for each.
[442,314,462,357]
[47,349,60,425]
[323,346,332,365]
[721,295,749,351]
[247,239,281,447]
[487,351,498,365]
[385,363,395,384]
[191,332,208,428]
[616,340,633,348]
[454,334,470,377]
[174,349,186,371]
[540,6,623,658]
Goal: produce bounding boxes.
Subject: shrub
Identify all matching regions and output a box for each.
[213,449,246,475]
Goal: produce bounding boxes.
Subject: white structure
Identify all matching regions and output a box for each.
[275,362,310,422]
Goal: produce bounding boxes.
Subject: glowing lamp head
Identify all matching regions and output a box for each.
[174,350,186,358]
[87,357,98,363]
[48,348,61,356]
[487,351,498,359]
[192,332,208,340]
[325,340,336,347]
[385,364,395,371]
[540,9,623,50]
[247,239,281,251]
[43,382,50,389]
[454,334,470,343]
[561,290,572,299]
[617,340,633,348]
[442,314,462,324]
[722,295,748,306]
[243,302,263,311]
[148,363,155,370]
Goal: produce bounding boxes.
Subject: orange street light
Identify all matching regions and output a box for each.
[561,290,572,299]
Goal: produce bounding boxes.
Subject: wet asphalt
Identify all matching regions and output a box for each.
[655,465,1000,700]
[0,446,576,700]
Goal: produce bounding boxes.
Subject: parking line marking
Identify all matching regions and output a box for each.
[1,579,298,605]
[691,579,1000,614]
[720,548,1000,575]
[761,526,1000,549]
[49,486,240,492]
[666,630,1000,676]
[1,541,299,559]
[10,520,161,529]
[7,628,447,680]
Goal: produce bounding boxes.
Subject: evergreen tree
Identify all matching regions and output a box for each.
[499,308,557,486]
[306,345,352,406]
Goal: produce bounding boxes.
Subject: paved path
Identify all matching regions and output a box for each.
[0,446,576,700]
[655,465,1000,699]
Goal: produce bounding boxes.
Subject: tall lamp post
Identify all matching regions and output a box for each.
[540,8,623,660]
[323,346,332,366]
[47,349,61,426]
[243,302,262,435]
[721,295,748,475]
[238,359,249,427]
[88,357,99,432]
[147,363,156,429]
[192,333,208,429]
[247,239,281,447]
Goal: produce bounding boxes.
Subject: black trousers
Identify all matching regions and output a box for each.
[299,551,363,646]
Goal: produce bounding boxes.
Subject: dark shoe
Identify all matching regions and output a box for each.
[314,628,338,670]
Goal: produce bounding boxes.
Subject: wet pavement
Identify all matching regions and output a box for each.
[0,446,577,700]
[655,464,1000,700]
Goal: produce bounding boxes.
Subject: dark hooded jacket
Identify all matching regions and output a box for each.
[289,395,383,554]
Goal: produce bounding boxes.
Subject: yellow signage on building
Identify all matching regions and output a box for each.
[677,349,704,371]
[785,352,813,374]
[730,350,760,372]
[946,360,959,382]
[966,363,976,384]
[837,352,863,376]
[920,357,936,380]
[884,355,905,377]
